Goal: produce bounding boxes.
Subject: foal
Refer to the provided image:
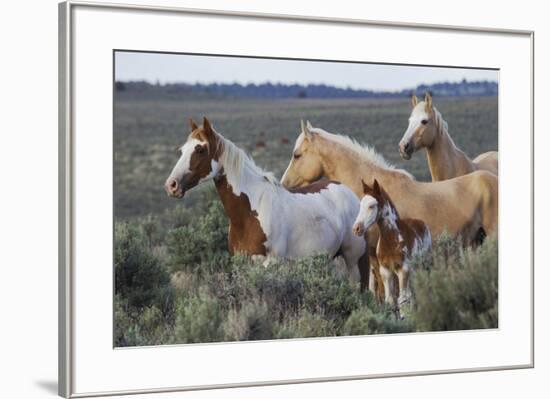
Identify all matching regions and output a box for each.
[352,179,431,311]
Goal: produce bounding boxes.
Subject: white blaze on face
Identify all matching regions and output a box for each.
[281,132,305,184]
[353,194,378,235]
[401,103,429,145]
[168,138,202,182]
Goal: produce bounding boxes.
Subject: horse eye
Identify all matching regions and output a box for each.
[293,153,302,160]
[195,144,206,154]
[421,119,429,125]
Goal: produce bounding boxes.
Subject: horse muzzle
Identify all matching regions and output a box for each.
[164,177,186,198]
[399,141,413,160]
[352,224,364,237]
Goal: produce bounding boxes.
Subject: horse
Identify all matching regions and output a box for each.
[352,179,431,314]
[398,92,498,181]
[281,120,497,250]
[164,117,370,291]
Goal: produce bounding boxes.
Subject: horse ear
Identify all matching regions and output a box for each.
[361,179,369,194]
[424,92,433,111]
[302,119,313,141]
[189,118,198,132]
[373,179,381,195]
[203,117,213,136]
[411,93,418,107]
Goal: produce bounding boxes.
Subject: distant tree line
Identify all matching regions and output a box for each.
[115,78,497,99]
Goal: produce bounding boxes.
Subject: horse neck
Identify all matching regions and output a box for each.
[426,113,473,181]
[374,199,405,253]
[376,198,400,236]
[318,140,409,197]
[214,144,275,224]
[213,175,258,228]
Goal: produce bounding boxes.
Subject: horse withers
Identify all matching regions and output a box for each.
[352,179,431,315]
[164,117,370,291]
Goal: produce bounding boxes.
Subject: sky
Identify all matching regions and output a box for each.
[115,51,498,92]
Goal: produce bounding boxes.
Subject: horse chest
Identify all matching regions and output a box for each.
[215,177,268,256]
[228,218,267,256]
[376,228,413,272]
[376,243,406,272]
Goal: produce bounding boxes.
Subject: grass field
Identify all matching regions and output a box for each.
[113,92,498,346]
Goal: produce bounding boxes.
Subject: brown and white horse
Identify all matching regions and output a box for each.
[398,93,498,181]
[164,118,370,291]
[353,179,431,312]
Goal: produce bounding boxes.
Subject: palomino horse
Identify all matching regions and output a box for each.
[164,117,370,291]
[398,92,498,181]
[353,179,431,313]
[281,121,498,243]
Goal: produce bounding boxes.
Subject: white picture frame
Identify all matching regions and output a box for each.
[59,1,534,397]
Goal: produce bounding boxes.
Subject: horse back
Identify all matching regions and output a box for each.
[288,179,342,194]
[473,151,498,176]
[289,179,358,217]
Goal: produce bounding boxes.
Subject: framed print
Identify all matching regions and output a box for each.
[59,1,534,397]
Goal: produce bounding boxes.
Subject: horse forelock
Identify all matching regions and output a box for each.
[307,126,414,179]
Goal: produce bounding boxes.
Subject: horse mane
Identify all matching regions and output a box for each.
[377,183,400,220]
[432,106,457,147]
[308,126,414,179]
[216,131,279,195]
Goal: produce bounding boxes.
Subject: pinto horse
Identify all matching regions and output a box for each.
[398,92,498,181]
[353,179,431,312]
[164,117,370,291]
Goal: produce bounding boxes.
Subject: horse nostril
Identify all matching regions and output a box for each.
[165,178,179,194]
[404,142,411,152]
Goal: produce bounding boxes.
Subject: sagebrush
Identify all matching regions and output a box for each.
[114,201,498,347]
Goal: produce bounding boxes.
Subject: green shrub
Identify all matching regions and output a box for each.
[341,307,413,335]
[412,234,498,331]
[114,296,174,347]
[226,254,373,328]
[223,300,274,341]
[115,208,499,346]
[114,296,135,347]
[174,288,224,343]
[114,221,174,317]
[167,201,229,274]
[276,311,335,339]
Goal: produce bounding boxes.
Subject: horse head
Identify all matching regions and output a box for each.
[399,92,437,160]
[352,179,380,236]
[164,117,223,198]
[280,120,325,188]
